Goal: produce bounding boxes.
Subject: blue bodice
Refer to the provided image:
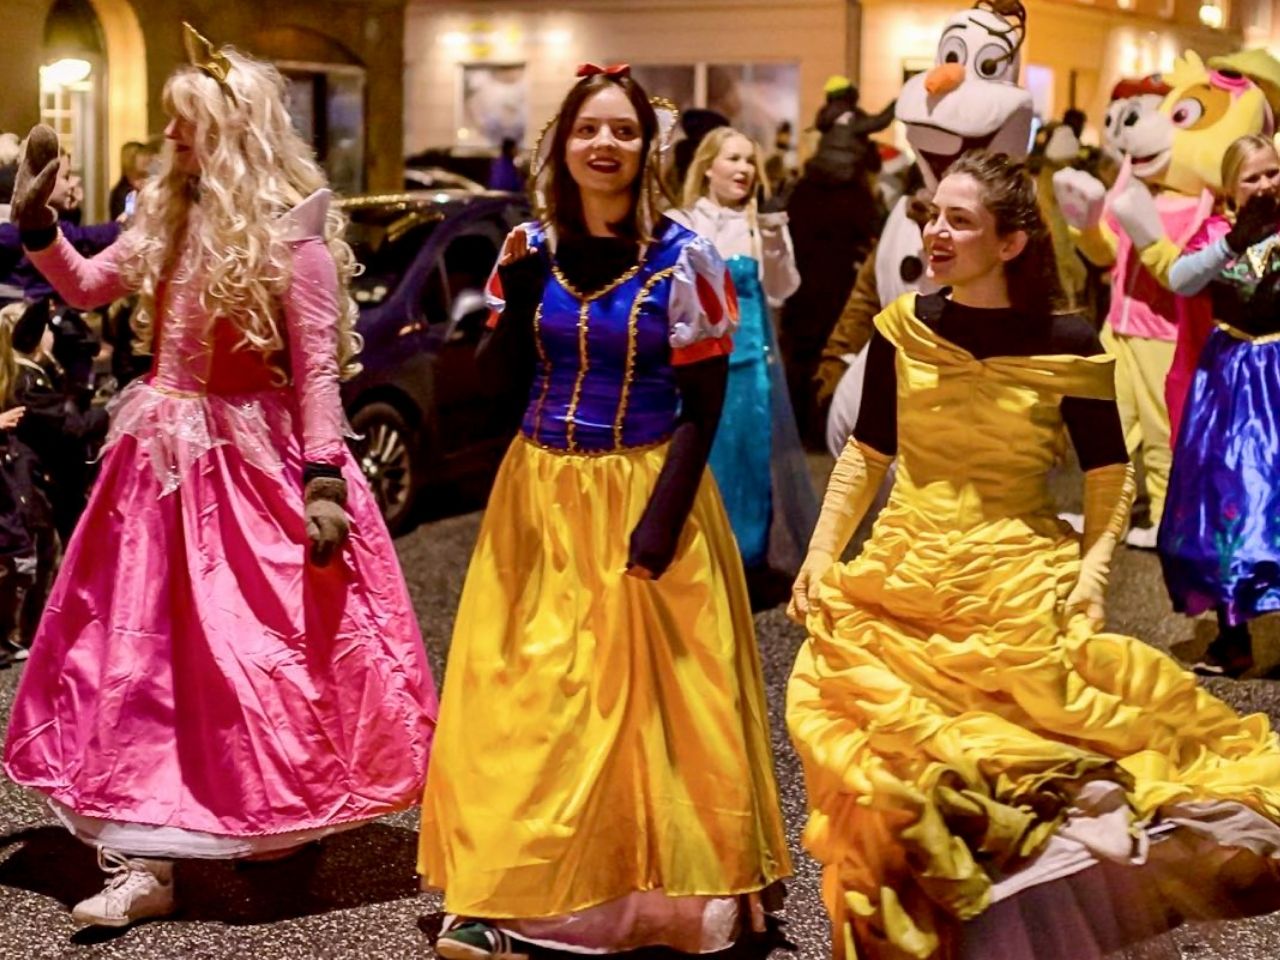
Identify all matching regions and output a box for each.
[521,220,698,452]
[724,257,767,367]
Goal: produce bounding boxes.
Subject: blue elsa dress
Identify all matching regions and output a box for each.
[674,199,817,573]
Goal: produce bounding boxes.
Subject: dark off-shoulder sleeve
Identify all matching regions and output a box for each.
[1051,314,1129,471]
[851,329,898,457]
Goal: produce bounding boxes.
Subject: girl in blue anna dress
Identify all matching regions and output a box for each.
[670,127,817,588]
[1161,133,1280,677]
[417,65,791,960]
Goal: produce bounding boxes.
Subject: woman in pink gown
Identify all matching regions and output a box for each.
[3,29,436,929]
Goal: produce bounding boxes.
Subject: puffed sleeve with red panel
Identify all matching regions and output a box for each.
[476,222,548,387]
[667,234,738,366]
[281,190,347,475]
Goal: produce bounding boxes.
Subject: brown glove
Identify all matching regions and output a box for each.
[11,125,61,234]
[304,475,350,566]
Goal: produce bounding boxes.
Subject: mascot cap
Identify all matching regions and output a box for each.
[824,75,853,96]
[1110,75,1171,101]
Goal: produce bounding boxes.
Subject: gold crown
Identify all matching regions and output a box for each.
[182,22,237,103]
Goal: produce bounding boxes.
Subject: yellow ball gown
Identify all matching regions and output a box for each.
[418,220,791,951]
[787,298,1280,960]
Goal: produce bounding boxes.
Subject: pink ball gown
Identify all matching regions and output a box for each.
[3,190,437,858]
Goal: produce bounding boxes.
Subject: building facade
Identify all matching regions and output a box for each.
[403,0,862,162]
[405,0,1276,163]
[1,0,407,223]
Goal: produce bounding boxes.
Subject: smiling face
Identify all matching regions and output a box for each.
[922,172,1026,290]
[564,85,643,199]
[705,133,757,206]
[896,7,1034,190]
[1156,52,1274,196]
[47,154,73,210]
[1102,93,1172,180]
[164,115,200,175]
[1232,145,1280,206]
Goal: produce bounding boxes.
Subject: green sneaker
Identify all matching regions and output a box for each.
[436,922,530,960]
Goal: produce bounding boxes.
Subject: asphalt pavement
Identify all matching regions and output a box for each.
[1,462,1279,959]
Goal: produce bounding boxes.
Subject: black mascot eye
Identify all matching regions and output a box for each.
[975,43,1009,79]
[901,256,924,284]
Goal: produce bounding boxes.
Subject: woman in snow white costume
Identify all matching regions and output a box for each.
[418,64,790,960]
[3,25,436,928]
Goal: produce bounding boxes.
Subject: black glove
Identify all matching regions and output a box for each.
[627,355,728,579]
[759,190,788,215]
[475,249,550,395]
[1226,193,1280,255]
[11,125,61,245]
[496,250,549,311]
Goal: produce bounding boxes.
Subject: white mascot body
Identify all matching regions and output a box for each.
[826,0,1035,454]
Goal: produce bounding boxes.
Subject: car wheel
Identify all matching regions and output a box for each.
[350,402,416,534]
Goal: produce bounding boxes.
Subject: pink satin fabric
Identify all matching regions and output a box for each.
[1102,174,1216,441]
[4,218,436,847]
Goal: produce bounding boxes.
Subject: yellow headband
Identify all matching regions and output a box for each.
[182,21,237,104]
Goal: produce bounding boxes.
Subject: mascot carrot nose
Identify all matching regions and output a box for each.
[925,63,966,96]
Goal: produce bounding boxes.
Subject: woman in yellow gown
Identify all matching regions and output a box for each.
[787,151,1280,960]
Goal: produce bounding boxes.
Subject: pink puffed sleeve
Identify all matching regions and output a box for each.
[27,232,134,309]
[1183,213,1230,255]
[282,191,346,466]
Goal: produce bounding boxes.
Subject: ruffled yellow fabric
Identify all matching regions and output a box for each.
[420,437,791,918]
[786,296,1280,959]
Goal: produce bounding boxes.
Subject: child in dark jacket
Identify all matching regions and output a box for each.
[9,299,108,543]
[0,302,52,661]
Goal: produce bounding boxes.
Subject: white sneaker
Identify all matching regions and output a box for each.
[71,848,175,928]
[1125,525,1159,550]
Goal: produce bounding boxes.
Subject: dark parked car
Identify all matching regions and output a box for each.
[340,189,530,533]
[403,167,485,194]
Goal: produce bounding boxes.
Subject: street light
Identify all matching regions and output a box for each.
[1198,2,1224,29]
[40,57,92,86]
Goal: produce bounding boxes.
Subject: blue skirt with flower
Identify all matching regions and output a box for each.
[1158,327,1280,625]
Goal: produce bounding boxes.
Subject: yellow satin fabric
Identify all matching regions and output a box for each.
[419,437,791,918]
[787,297,1280,960]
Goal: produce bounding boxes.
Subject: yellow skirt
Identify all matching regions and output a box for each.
[418,438,791,919]
[787,511,1280,960]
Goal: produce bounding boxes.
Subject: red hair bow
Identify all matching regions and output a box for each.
[576,62,631,80]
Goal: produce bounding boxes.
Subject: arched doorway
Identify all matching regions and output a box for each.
[253,26,369,195]
[86,0,148,202]
[40,0,145,221]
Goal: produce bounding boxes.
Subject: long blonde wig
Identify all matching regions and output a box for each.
[120,49,361,379]
[0,304,22,406]
[680,127,771,210]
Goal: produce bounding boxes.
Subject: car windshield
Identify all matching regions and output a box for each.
[344,203,445,307]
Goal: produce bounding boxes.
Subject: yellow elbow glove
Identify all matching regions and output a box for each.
[1064,462,1136,628]
[788,437,892,622]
